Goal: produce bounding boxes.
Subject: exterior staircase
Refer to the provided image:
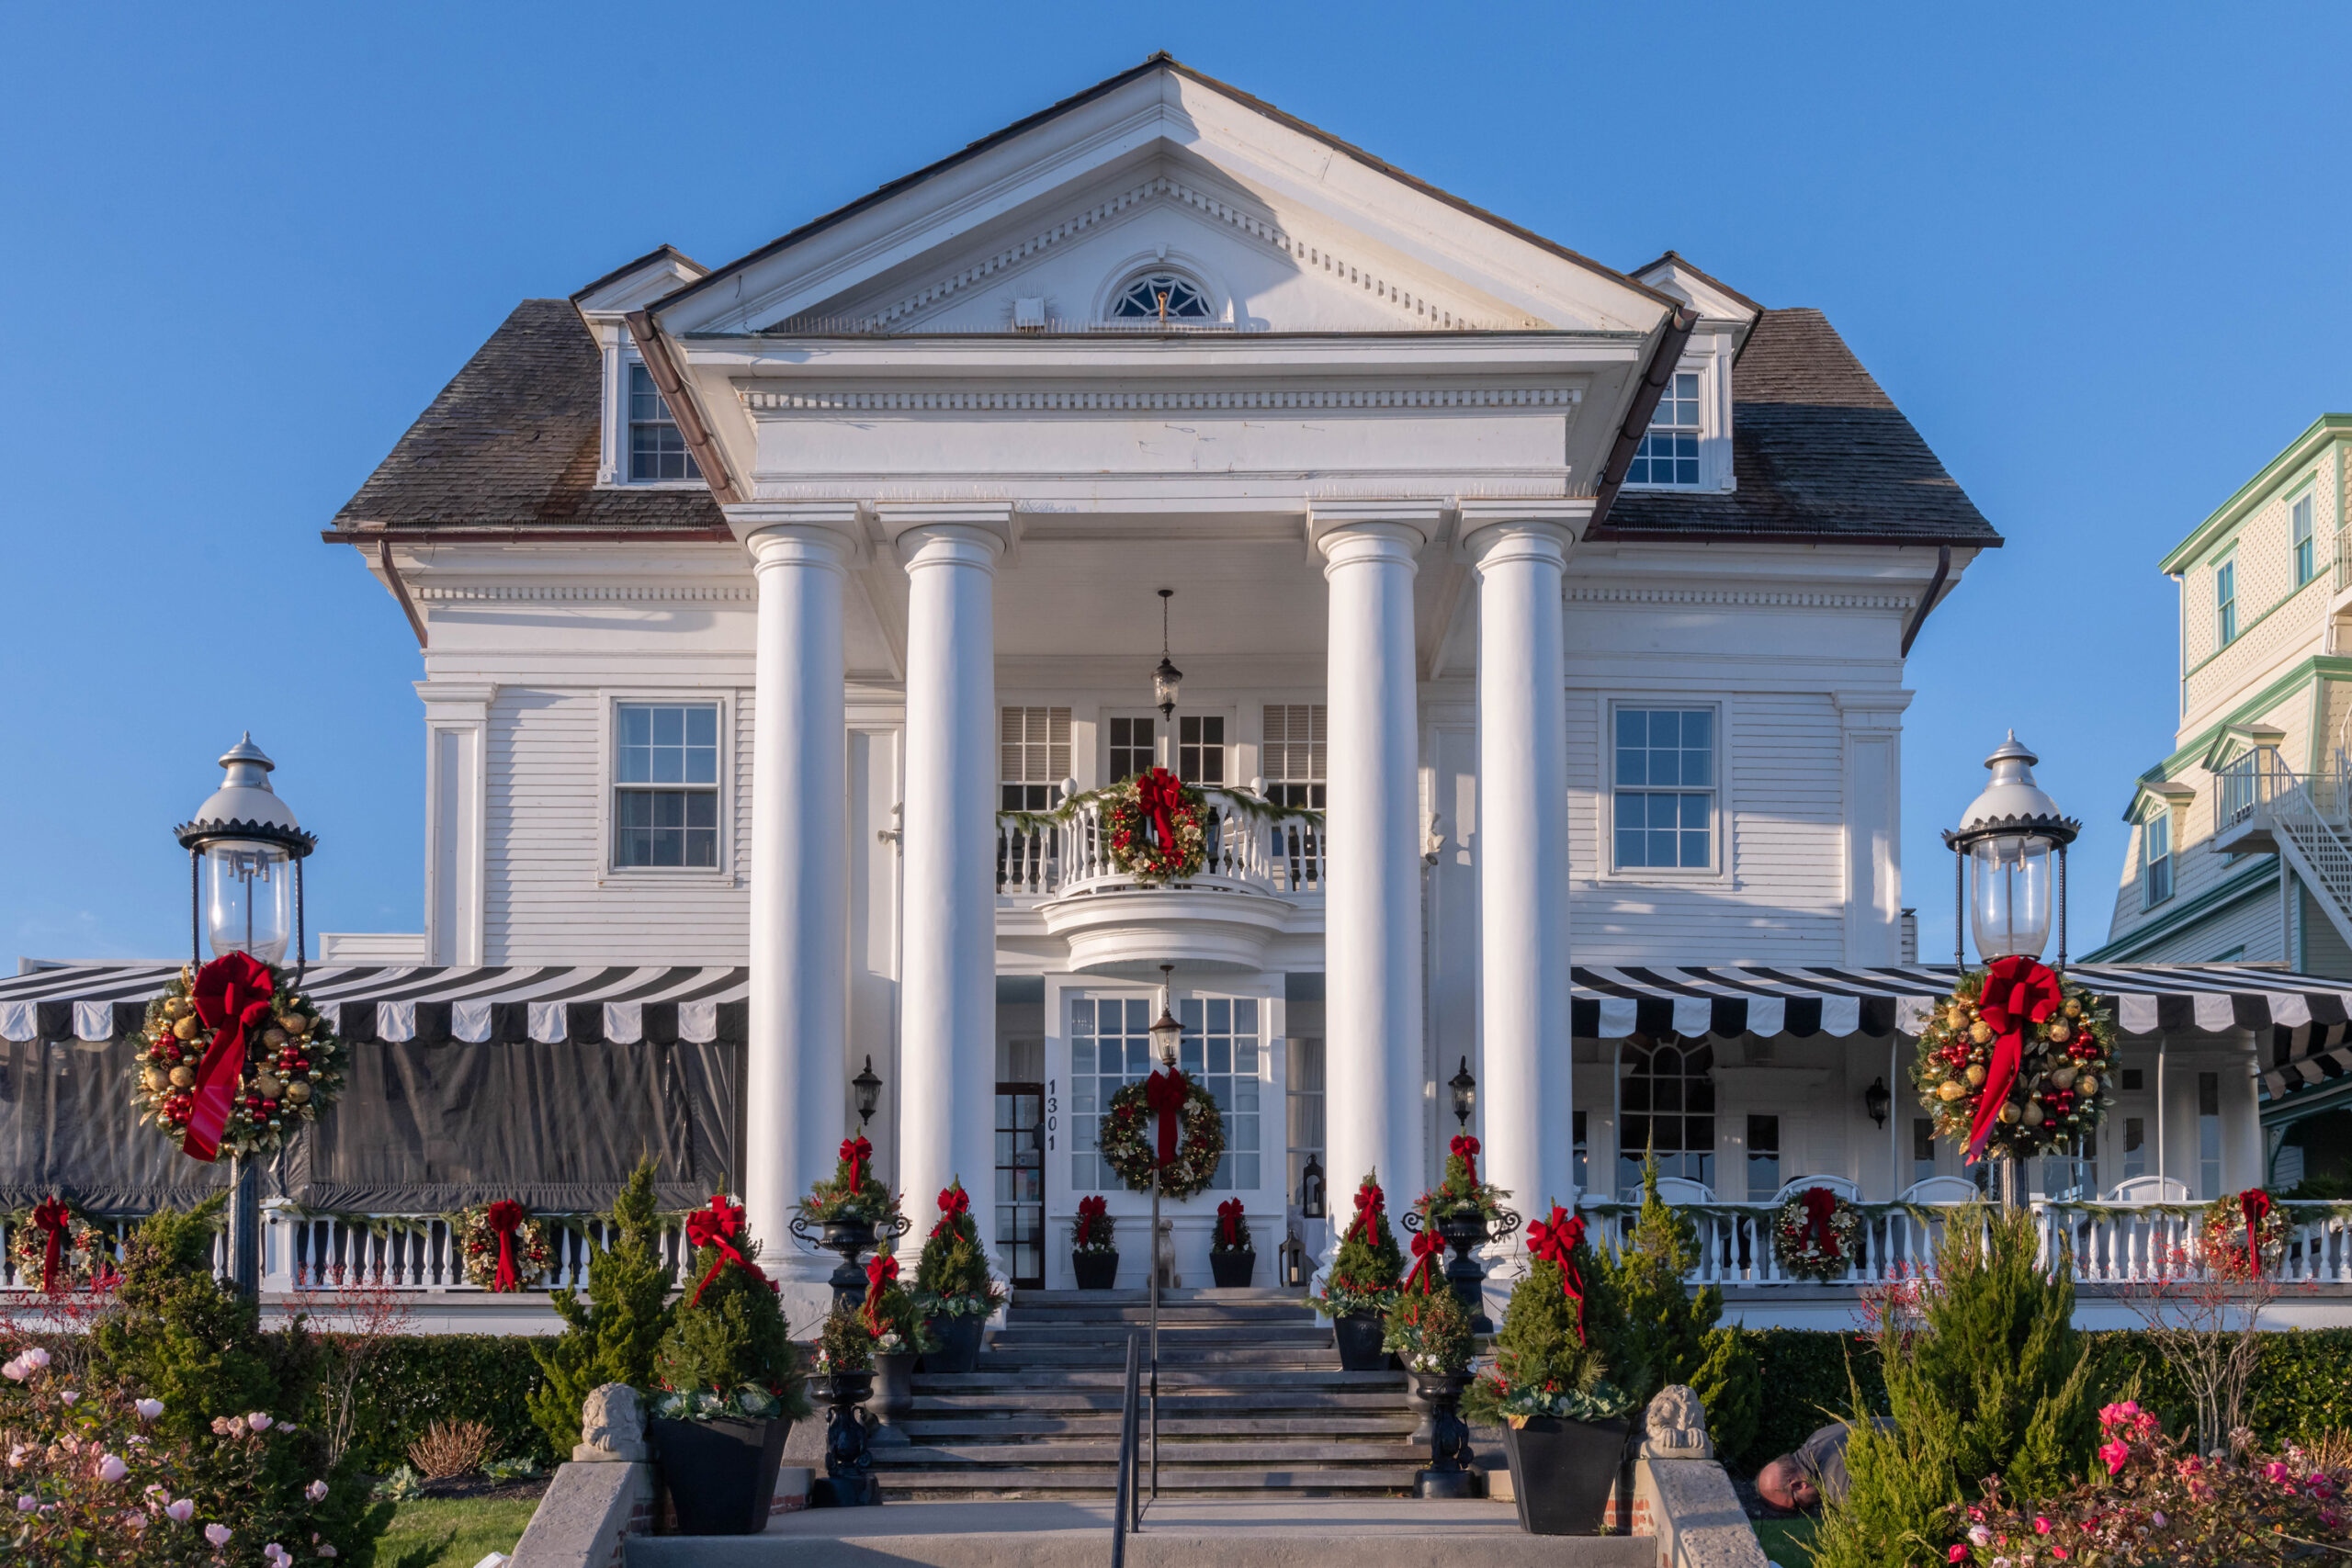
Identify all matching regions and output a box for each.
[875,1288,1424,1497]
[2212,746,2352,953]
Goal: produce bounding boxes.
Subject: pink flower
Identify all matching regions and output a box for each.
[317,1548,337,1560]
[134,1398,163,1421]
[1949,1548,1969,1563]
[1969,1525,1991,1545]
[245,1411,273,1432]
[165,1498,194,1523]
[20,1348,49,1369]
[2035,1517,2052,1535]
[15,1496,34,1513]
[2098,1400,2140,1426]
[2100,1439,2130,1474]
[2052,1551,2068,1562]
[206,1522,232,1546]
[2264,1460,2292,1484]
[306,1479,328,1502]
[2149,1511,2166,1529]
[1,1359,24,1382]
[96,1453,128,1483]
[56,1390,75,1405]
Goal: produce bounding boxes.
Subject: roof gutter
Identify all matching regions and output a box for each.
[624,310,742,504]
[1898,545,1953,657]
[377,538,429,649]
[1584,308,1699,533]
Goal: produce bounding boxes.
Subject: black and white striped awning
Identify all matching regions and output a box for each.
[0,965,748,1047]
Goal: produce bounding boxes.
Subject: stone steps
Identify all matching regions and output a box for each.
[878,1440,1423,1465]
[911,1390,1408,1413]
[903,1415,1416,1437]
[868,1465,1428,1495]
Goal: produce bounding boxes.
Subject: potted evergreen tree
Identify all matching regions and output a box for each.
[645,1194,810,1535]
[1465,1201,1635,1535]
[913,1178,1005,1374]
[1311,1168,1404,1371]
[1209,1198,1256,1287]
[1071,1194,1118,1290]
[1384,1259,1477,1499]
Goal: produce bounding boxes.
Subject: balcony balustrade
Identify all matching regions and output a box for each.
[996,789,1324,902]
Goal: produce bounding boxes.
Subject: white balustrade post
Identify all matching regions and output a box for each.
[1313,507,1435,1213]
[1464,509,1584,1229]
[732,505,857,1320]
[890,510,1009,1269]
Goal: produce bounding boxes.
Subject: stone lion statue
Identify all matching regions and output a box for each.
[574,1382,650,1463]
[1641,1383,1713,1460]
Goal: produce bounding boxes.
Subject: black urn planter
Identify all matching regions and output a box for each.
[923,1314,985,1374]
[1209,1248,1257,1288]
[647,1416,790,1535]
[1407,1202,1520,1334]
[1331,1313,1387,1372]
[1072,1250,1120,1290]
[1409,1370,1476,1500]
[1500,1416,1630,1535]
[811,1371,880,1508]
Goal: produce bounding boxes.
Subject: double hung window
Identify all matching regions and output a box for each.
[1107,717,1156,783]
[1627,370,1702,486]
[627,363,701,483]
[1261,705,1327,807]
[2141,809,2172,908]
[2293,492,2317,586]
[2216,557,2237,645]
[613,703,718,868]
[1178,716,1226,785]
[1000,707,1070,810]
[1613,706,1716,871]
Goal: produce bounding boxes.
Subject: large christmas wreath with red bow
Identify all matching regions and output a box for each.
[2202,1187,2292,1280]
[131,953,349,1162]
[1772,1186,1862,1282]
[1103,768,1208,885]
[1097,1067,1226,1201]
[7,1198,114,1293]
[451,1200,553,1292]
[1913,956,2117,1166]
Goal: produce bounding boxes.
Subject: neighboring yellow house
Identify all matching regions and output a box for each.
[2087,414,2352,1188]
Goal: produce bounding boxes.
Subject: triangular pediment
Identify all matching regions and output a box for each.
[650,58,1674,340]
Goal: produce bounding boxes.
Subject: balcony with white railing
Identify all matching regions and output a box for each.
[2211,749,2352,934]
[997,786,1324,973]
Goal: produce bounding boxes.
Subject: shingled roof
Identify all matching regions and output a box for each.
[325,299,726,538]
[1598,308,1999,547]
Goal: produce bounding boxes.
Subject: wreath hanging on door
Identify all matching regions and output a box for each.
[1102,768,1207,885]
[1096,1073,1225,1201]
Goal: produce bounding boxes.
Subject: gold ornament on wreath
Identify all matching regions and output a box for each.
[1912,955,2117,1166]
[130,957,350,1162]
[451,1200,553,1292]
[1102,767,1208,886]
[1096,1074,1227,1201]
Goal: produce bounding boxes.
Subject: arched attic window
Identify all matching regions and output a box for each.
[1110,272,1214,322]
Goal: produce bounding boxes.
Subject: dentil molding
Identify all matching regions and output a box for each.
[1564,584,1916,611]
[413,584,752,604]
[739,386,1579,413]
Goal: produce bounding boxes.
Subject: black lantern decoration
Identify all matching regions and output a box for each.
[852,1055,883,1128]
[1449,1056,1477,1132]
[175,734,318,1297]
[1865,1077,1892,1130]
[1151,589,1182,722]
[1279,1226,1308,1288]
[1299,1154,1326,1219]
[1942,732,2080,968]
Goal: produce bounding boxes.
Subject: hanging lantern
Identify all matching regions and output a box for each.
[1943,732,2078,966]
[1151,588,1182,722]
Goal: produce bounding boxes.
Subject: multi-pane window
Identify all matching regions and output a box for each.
[1619,1039,1714,1193]
[1069,994,1259,1192]
[2141,810,2172,908]
[1627,369,1701,486]
[2198,1071,2222,1198]
[1746,1113,1781,1201]
[2123,1116,2146,1182]
[627,363,702,483]
[1613,707,1716,870]
[1261,705,1327,807]
[2293,492,2317,586]
[1180,995,1261,1190]
[613,703,718,867]
[1069,997,1154,1192]
[1111,273,1213,321]
[1913,1118,1938,1186]
[1108,716,1156,783]
[1178,716,1227,785]
[1285,1036,1325,1210]
[2216,557,2237,645]
[1000,707,1071,810]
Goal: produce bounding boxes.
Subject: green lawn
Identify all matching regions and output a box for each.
[377,1495,540,1568]
[1751,1515,1819,1565]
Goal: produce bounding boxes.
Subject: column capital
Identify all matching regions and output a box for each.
[1457,500,1591,563]
[1306,500,1445,557]
[725,502,865,565]
[875,502,1020,565]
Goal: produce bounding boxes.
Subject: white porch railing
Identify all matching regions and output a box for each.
[998,791,1324,899]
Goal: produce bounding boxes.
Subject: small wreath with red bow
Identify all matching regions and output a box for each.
[2202,1188,2292,1280]
[1102,768,1208,885]
[1913,957,2117,1165]
[1097,1072,1225,1201]
[7,1199,113,1293]
[131,954,349,1162]
[1772,1187,1862,1282]
[451,1200,552,1292]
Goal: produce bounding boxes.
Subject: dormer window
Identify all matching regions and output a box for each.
[1111,273,1213,321]
[628,362,702,483]
[1627,370,1702,487]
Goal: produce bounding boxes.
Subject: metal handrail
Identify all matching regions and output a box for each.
[1111,1330,1141,1554]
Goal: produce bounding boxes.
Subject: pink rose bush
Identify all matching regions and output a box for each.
[1939,1402,2351,1565]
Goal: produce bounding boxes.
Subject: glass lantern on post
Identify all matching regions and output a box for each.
[1940,731,2077,1207]
[174,734,317,1295]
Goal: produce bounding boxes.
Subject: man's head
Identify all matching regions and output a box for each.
[1754,1455,1819,1512]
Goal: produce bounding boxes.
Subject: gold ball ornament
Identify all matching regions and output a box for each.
[173,1016,200,1041]
[1970,1022,1994,1044]
[143,1066,169,1093]
[253,1073,283,1100]
[1944,1006,1966,1030]
[1937,1080,1966,1101]
[168,1066,195,1089]
[1998,1103,2022,1124]
[2076,1072,2098,1096]
[262,1028,288,1049]
[1965,1064,1987,1086]
[2049,1021,2072,1043]
[2064,999,2082,1018]
[287,1082,311,1105]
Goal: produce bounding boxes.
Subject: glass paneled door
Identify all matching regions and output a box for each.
[995,1081,1045,1291]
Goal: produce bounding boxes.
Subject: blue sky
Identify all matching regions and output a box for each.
[2,3,2346,964]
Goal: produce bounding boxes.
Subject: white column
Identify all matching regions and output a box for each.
[1314,508,1434,1209]
[889,509,1007,1249]
[1465,512,1580,1220]
[731,507,856,1302]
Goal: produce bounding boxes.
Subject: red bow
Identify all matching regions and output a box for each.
[1800,1188,1840,1261]
[1347,1181,1385,1243]
[1138,767,1184,853]
[1217,1199,1244,1247]
[1526,1204,1589,1345]
[1964,955,2064,1166]
[840,1135,872,1191]
[1077,1194,1107,1247]
[1449,1134,1480,1187]
[486,1200,526,1292]
[684,1194,768,1306]
[2242,1189,2272,1269]
[29,1198,70,1295]
[864,1252,899,1331]
[1145,1068,1188,1169]
[185,953,276,1163]
[933,1183,970,1239]
[1402,1230,1444,1295]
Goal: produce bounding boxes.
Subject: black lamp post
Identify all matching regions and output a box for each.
[1865,1077,1892,1130]
[1449,1056,1476,1132]
[175,735,317,1298]
[1152,590,1182,723]
[852,1055,883,1128]
[1145,964,1183,1502]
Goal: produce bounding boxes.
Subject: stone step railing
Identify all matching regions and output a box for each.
[998,788,1324,899]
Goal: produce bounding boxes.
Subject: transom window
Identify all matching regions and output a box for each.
[2141,808,2172,908]
[1068,994,1259,1191]
[1111,273,1213,321]
[627,363,702,483]
[1178,716,1226,785]
[614,703,718,868]
[1001,707,1070,811]
[2216,556,2237,645]
[1612,706,1716,871]
[1627,369,1702,486]
[2293,491,2317,586]
[1261,705,1327,808]
[1620,1038,1714,1193]
[1108,716,1156,783]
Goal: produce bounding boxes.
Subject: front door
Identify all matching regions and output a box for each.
[995,1081,1046,1291]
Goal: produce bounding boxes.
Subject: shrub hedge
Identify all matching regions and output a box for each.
[319,1334,556,1474]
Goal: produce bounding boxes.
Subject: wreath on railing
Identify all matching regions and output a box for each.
[2202,1187,2292,1280]
[1097,1072,1226,1201]
[1772,1187,1862,1282]
[451,1200,553,1292]
[1913,956,2117,1165]
[1102,767,1208,885]
[131,954,349,1162]
[7,1198,114,1293]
